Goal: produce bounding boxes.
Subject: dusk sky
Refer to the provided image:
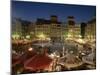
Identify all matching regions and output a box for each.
[12,1,96,23]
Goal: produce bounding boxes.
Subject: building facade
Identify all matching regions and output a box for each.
[85,17,96,41]
[66,16,81,40]
[12,16,83,41]
[12,18,22,39]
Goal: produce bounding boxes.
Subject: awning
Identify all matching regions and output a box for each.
[24,54,53,71]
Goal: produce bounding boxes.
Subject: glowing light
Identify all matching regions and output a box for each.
[28,47,33,51]
[70,51,74,54]
[46,37,51,41]
[12,34,20,39]
[56,55,60,58]
[26,35,30,39]
[67,34,72,38]
[81,53,85,55]
[37,33,46,40]
[76,39,85,44]
[49,54,55,58]
[39,34,45,38]
[79,35,82,38]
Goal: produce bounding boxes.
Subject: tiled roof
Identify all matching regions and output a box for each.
[24,54,53,71]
